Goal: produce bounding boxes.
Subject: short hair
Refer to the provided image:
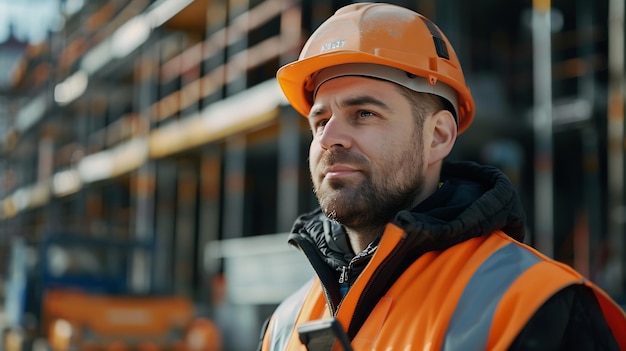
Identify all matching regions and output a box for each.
[395,84,458,127]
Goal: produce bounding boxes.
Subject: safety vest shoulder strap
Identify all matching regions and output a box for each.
[486,232,626,350]
[436,231,626,350]
[441,232,547,350]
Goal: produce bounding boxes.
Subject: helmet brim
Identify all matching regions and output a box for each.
[276,50,475,134]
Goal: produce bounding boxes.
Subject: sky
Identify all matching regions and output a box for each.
[0,0,84,44]
[0,0,85,88]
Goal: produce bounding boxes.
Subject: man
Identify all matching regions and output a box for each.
[260,2,626,350]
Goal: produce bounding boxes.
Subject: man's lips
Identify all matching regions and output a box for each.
[323,165,360,179]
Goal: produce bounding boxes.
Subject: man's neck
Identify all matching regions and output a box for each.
[346,226,384,254]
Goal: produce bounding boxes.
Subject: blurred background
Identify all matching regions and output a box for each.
[0,0,624,350]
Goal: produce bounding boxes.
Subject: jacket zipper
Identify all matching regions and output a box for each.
[336,247,377,311]
[339,265,350,298]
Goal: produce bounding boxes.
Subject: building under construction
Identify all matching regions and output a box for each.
[0,0,623,350]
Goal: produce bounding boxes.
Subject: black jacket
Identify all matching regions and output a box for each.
[287,161,620,350]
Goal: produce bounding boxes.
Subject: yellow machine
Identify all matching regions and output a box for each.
[4,235,222,351]
[43,289,222,351]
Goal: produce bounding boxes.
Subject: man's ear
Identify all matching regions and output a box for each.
[427,110,457,166]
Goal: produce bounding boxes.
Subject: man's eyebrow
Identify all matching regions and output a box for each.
[308,105,327,119]
[309,94,393,119]
[340,95,392,112]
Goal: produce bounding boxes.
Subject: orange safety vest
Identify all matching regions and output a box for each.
[262,225,626,350]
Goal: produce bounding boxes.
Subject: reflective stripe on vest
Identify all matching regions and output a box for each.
[267,279,315,351]
[443,241,541,350]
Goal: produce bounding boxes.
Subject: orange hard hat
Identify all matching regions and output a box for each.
[276,2,475,134]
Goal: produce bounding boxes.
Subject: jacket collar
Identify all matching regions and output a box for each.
[289,160,527,263]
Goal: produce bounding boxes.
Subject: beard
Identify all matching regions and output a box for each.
[312,140,425,231]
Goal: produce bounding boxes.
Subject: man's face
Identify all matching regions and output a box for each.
[308,76,427,230]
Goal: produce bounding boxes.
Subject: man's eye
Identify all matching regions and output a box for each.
[358,110,375,118]
[314,119,328,132]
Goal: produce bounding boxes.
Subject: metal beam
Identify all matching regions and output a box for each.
[532,0,554,257]
[606,0,625,296]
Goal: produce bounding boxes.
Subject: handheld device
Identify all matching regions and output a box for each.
[297,318,354,351]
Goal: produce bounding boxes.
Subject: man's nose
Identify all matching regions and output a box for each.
[318,116,352,150]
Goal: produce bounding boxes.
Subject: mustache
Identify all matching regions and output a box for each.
[319,149,368,169]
